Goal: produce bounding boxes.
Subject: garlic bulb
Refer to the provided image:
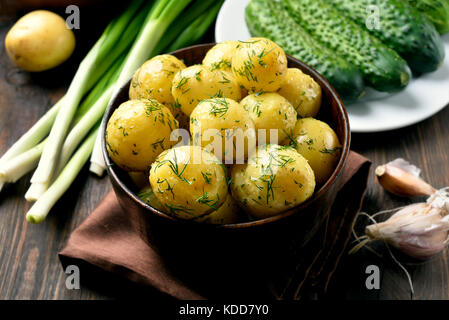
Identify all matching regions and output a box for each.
[365,192,449,260]
[375,158,436,197]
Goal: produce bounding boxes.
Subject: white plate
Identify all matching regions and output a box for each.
[215,0,449,133]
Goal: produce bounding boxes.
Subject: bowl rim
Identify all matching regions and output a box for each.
[102,43,351,229]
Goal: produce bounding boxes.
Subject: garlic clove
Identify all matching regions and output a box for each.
[366,203,449,260]
[375,162,436,197]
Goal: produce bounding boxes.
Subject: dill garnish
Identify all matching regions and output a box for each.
[320,147,341,154]
[151,138,165,150]
[201,171,212,184]
[175,76,188,89]
[204,97,229,118]
[164,203,193,215]
[196,187,219,210]
[283,129,297,148]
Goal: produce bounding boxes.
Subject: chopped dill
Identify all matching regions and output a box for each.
[175,76,188,89]
[201,171,212,184]
[320,147,341,154]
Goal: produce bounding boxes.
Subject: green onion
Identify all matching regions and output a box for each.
[26,126,99,224]
[166,1,223,52]
[26,0,148,199]
[0,140,46,185]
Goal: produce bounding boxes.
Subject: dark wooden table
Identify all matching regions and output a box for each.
[1,5,448,300]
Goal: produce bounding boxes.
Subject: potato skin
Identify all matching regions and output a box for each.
[278,68,322,118]
[290,118,341,185]
[5,10,75,72]
[129,54,186,108]
[171,65,241,116]
[190,97,256,164]
[240,92,297,144]
[230,145,315,219]
[232,37,287,93]
[106,99,179,172]
[202,40,239,71]
[199,194,240,225]
[149,146,228,219]
[138,185,165,212]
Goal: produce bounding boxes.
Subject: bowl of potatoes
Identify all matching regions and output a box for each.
[102,39,350,254]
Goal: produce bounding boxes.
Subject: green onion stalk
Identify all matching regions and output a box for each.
[0,54,123,188]
[26,125,100,224]
[25,0,150,200]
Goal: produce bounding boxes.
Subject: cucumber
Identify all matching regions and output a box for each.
[245,0,365,103]
[407,0,449,35]
[327,0,445,75]
[284,0,412,93]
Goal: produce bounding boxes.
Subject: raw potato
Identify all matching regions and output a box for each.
[5,10,75,72]
[240,92,297,144]
[278,68,322,118]
[190,97,256,163]
[171,65,242,116]
[149,145,228,220]
[230,144,315,218]
[200,195,240,224]
[232,37,287,93]
[203,40,239,71]
[106,99,179,172]
[290,118,341,184]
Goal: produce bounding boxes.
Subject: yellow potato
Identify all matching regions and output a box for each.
[106,99,179,172]
[149,145,228,220]
[232,37,287,93]
[240,92,297,144]
[138,185,165,212]
[290,118,341,184]
[171,65,242,116]
[129,55,188,128]
[203,41,239,71]
[278,68,322,118]
[190,97,256,164]
[5,10,75,72]
[128,172,149,189]
[200,194,240,225]
[230,144,315,219]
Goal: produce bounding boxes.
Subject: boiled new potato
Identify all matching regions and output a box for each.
[129,54,186,118]
[232,37,287,93]
[190,97,256,163]
[5,10,75,72]
[290,118,341,184]
[149,145,228,220]
[138,185,165,212]
[278,68,322,118]
[230,144,315,219]
[240,92,297,144]
[171,65,242,116]
[106,99,179,172]
[128,172,149,189]
[203,41,238,71]
[200,195,240,225]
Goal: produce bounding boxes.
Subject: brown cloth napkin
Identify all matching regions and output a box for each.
[59,151,371,300]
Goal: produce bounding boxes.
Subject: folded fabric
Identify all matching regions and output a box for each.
[59,151,371,299]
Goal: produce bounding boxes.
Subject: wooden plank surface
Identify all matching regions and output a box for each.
[1,6,448,300]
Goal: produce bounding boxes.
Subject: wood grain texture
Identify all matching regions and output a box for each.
[0,6,448,300]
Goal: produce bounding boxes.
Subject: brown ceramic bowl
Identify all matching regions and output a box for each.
[101,44,350,256]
